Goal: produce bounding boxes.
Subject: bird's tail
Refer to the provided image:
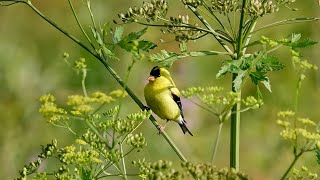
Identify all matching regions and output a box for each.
[178,121,193,136]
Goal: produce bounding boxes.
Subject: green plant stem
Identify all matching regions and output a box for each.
[67,0,95,49]
[81,69,88,97]
[252,17,320,34]
[230,0,247,171]
[280,152,303,180]
[187,5,234,56]
[120,144,127,180]
[230,88,241,170]
[211,122,224,163]
[294,75,303,112]
[17,0,187,162]
[85,119,112,149]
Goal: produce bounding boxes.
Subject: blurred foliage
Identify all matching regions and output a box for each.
[0,0,319,179]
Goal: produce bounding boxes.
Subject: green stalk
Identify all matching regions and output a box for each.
[67,0,95,49]
[81,69,88,97]
[18,0,187,162]
[280,152,303,180]
[119,144,127,180]
[187,5,234,56]
[211,122,224,163]
[230,0,247,171]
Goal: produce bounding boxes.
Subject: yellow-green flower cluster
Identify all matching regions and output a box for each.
[183,86,240,106]
[260,36,279,47]
[246,0,278,17]
[74,57,87,72]
[277,110,320,150]
[54,165,72,180]
[166,15,202,43]
[201,91,240,106]
[118,0,168,23]
[67,91,115,116]
[291,50,318,71]
[292,166,318,180]
[126,133,147,148]
[182,162,250,179]
[17,140,58,180]
[181,86,224,98]
[80,130,109,156]
[242,96,263,109]
[109,89,128,98]
[209,0,240,14]
[39,94,68,124]
[133,159,182,180]
[58,145,102,166]
[127,110,152,121]
[39,94,67,116]
[181,0,203,8]
[133,160,250,180]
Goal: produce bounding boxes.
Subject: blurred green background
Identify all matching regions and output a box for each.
[0,0,319,179]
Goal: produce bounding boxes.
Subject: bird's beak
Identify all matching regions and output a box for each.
[147,75,156,82]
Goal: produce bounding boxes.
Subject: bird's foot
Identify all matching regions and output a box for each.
[142,106,151,111]
[158,124,166,135]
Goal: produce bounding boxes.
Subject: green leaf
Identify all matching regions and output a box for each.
[280,34,318,49]
[100,46,118,60]
[216,63,231,79]
[290,39,318,49]
[261,78,272,92]
[118,28,157,52]
[137,40,157,52]
[316,148,320,165]
[150,50,226,67]
[112,26,124,44]
[256,85,263,100]
[119,27,147,45]
[149,50,179,67]
[179,41,187,53]
[90,26,104,45]
[256,55,285,72]
[249,71,268,85]
[90,26,118,59]
[291,33,301,43]
[233,70,247,91]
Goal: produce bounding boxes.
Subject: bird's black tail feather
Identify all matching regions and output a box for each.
[179,122,193,136]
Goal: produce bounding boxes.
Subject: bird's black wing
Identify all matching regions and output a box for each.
[170,88,185,120]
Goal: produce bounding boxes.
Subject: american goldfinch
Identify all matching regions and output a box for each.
[144,66,193,136]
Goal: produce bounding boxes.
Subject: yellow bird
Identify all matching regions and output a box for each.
[144,66,193,136]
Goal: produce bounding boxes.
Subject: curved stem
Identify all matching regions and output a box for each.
[81,69,88,97]
[280,152,303,180]
[187,5,234,56]
[211,122,224,163]
[119,144,127,180]
[67,0,95,49]
[252,17,319,34]
[15,0,187,162]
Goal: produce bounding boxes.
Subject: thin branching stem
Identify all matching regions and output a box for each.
[280,152,303,180]
[86,0,98,32]
[67,0,95,49]
[120,144,127,180]
[81,69,88,97]
[252,17,320,34]
[187,5,234,56]
[135,21,231,42]
[211,122,224,163]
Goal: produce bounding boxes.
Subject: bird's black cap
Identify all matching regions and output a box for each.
[150,66,160,77]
